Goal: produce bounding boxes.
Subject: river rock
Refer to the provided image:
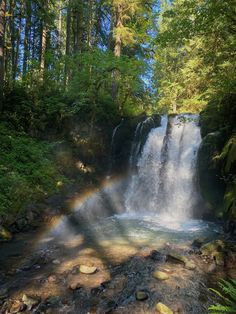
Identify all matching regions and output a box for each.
[214,252,225,266]
[79,265,97,274]
[200,240,225,257]
[0,226,12,241]
[22,294,40,309]
[156,302,173,314]
[166,252,187,264]
[150,250,166,262]
[135,290,149,301]
[185,261,196,270]
[9,300,25,313]
[153,271,169,280]
[192,237,207,248]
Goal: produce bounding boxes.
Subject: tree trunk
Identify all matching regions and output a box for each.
[9,0,16,81]
[112,3,122,105]
[73,2,83,53]
[40,0,48,73]
[23,0,31,76]
[0,0,6,108]
[114,4,122,57]
[14,2,22,81]
[64,1,71,86]
[87,0,95,48]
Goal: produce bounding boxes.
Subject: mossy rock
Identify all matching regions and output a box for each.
[0,226,12,241]
[166,252,188,264]
[200,240,225,257]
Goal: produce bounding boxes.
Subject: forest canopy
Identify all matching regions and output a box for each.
[0,0,235,120]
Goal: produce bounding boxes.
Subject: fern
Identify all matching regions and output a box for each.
[209,279,236,313]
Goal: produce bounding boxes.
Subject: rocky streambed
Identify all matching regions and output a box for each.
[0,217,236,314]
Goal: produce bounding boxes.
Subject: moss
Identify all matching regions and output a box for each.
[197,131,226,213]
[224,184,236,220]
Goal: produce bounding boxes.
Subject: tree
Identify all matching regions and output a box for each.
[0,0,6,105]
[153,0,236,113]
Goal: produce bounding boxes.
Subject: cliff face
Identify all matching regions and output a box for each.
[197,94,236,230]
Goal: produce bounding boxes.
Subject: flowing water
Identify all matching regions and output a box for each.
[1,114,227,314]
[50,114,220,252]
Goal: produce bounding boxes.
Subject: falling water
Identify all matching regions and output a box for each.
[45,113,220,260]
[107,119,124,176]
[125,114,202,222]
[129,117,155,167]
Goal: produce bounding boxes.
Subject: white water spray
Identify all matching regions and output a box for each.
[125,114,202,222]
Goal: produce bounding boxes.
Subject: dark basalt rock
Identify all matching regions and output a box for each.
[197,131,226,216]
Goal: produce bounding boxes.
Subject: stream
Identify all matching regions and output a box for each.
[0,115,235,314]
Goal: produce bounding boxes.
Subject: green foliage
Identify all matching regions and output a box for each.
[61,49,149,119]
[209,279,236,313]
[0,124,68,217]
[153,0,236,113]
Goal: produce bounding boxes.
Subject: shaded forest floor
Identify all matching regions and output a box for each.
[0,184,236,314]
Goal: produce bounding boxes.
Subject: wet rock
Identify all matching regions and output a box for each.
[200,240,225,257]
[150,250,166,262]
[214,252,225,266]
[52,259,61,265]
[185,261,196,270]
[166,252,187,264]
[0,288,8,299]
[156,302,173,314]
[9,300,26,313]
[0,226,12,241]
[192,237,207,249]
[22,294,40,309]
[79,265,97,274]
[135,290,149,301]
[167,251,196,270]
[153,271,169,280]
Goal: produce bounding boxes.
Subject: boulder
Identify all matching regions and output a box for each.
[200,240,225,257]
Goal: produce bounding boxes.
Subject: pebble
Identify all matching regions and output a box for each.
[135,290,149,301]
[153,271,169,280]
[156,302,173,314]
[79,265,97,274]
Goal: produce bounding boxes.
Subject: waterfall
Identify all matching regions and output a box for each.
[107,119,124,176]
[125,114,202,221]
[129,117,155,167]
